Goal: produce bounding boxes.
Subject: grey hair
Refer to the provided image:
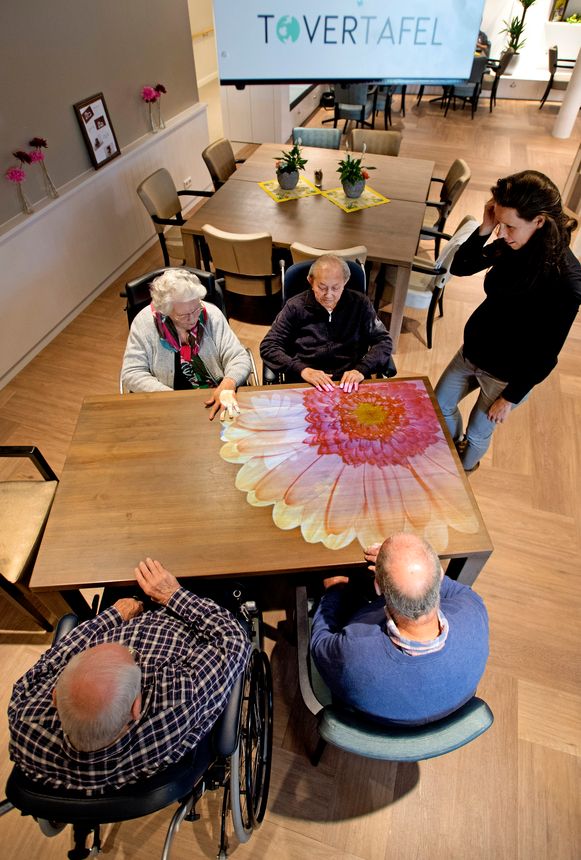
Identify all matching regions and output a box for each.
[55,648,141,751]
[375,535,441,621]
[308,254,351,284]
[150,269,207,315]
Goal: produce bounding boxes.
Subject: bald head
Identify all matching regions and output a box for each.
[375,533,442,621]
[54,643,141,751]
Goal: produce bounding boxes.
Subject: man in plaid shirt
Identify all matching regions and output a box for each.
[8,558,251,795]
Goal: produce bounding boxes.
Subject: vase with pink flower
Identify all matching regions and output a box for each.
[154,83,167,129]
[141,86,160,133]
[6,151,34,215]
[28,137,59,199]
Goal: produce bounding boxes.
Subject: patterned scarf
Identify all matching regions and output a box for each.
[384,608,449,656]
[153,304,212,388]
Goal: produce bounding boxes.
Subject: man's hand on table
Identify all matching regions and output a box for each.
[113,597,145,621]
[135,558,180,605]
[301,367,335,391]
[339,369,364,393]
[364,542,382,573]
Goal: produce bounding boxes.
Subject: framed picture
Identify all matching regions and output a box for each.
[73,93,120,170]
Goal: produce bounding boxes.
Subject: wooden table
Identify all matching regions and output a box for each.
[30,381,492,601]
[182,144,435,351]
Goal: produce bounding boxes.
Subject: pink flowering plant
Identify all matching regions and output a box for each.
[28,137,48,163]
[5,166,26,183]
[141,83,167,103]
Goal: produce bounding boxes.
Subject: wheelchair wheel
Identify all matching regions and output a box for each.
[230,649,273,842]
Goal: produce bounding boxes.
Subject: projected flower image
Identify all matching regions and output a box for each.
[220,381,479,551]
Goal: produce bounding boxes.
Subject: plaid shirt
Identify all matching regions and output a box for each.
[8,588,250,795]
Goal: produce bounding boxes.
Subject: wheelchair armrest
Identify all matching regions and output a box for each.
[53,614,80,644]
[212,668,246,757]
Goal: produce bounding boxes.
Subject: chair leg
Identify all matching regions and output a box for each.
[158,235,171,267]
[400,86,406,117]
[416,85,425,105]
[426,287,444,350]
[1,578,54,631]
[539,75,554,109]
[310,736,327,767]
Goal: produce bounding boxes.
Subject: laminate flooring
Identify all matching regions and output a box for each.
[0,95,579,859]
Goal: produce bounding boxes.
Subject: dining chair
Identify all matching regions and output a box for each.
[295,585,494,766]
[422,158,471,256]
[292,127,341,149]
[376,217,479,348]
[137,169,213,267]
[486,48,515,112]
[539,46,576,109]
[444,55,489,119]
[349,129,402,157]
[333,83,377,135]
[0,446,59,631]
[289,242,368,265]
[201,224,283,325]
[201,138,246,190]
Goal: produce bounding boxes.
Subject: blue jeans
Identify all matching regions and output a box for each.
[435,348,523,471]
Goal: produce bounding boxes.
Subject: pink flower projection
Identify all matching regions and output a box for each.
[220,381,479,551]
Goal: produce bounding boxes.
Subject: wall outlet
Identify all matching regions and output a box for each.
[183,176,192,188]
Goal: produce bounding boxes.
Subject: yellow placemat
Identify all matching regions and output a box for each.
[258,177,321,202]
[321,185,390,213]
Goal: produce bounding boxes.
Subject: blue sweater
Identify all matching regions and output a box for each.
[311,577,489,725]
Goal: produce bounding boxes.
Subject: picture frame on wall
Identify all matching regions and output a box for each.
[73,93,120,170]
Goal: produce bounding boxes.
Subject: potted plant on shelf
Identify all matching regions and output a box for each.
[337,149,375,199]
[501,0,537,68]
[274,142,307,190]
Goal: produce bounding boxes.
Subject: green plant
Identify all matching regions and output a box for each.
[336,152,375,184]
[501,0,537,52]
[274,143,307,175]
[565,13,581,22]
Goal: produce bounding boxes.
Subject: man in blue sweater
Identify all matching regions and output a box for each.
[311,533,489,725]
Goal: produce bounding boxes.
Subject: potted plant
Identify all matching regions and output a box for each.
[337,148,375,199]
[501,0,537,54]
[274,142,307,190]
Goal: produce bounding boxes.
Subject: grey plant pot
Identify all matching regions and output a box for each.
[277,170,299,190]
[342,179,365,198]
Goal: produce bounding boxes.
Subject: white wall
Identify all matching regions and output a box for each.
[188,0,219,86]
[0,106,211,387]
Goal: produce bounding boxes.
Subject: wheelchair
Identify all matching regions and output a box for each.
[2,598,273,860]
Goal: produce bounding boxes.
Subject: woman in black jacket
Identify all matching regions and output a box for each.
[435,170,581,473]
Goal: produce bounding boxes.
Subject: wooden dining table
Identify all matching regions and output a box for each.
[30,380,492,605]
[182,144,435,350]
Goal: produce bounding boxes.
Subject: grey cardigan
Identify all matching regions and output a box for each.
[121,303,251,393]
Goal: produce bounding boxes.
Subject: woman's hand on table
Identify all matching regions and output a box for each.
[487,396,512,424]
[205,378,238,420]
[479,197,497,236]
[300,367,335,391]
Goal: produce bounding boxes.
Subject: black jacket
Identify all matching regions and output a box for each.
[451,227,581,403]
[260,289,393,380]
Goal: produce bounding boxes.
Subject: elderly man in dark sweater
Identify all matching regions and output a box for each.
[260,254,392,392]
[311,533,489,725]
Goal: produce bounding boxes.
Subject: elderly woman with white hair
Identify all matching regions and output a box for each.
[121,269,251,419]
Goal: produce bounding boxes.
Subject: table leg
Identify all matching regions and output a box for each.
[388,264,411,352]
[446,551,492,586]
[59,589,94,620]
[182,230,201,268]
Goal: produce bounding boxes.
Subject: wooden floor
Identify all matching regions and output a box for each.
[1,96,580,859]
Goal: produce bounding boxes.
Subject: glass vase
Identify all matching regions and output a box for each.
[40,160,59,199]
[156,99,166,130]
[148,102,158,133]
[16,183,34,215]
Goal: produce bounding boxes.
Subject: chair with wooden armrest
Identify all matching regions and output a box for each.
[202,138,246,190]
[0,446,59,631]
